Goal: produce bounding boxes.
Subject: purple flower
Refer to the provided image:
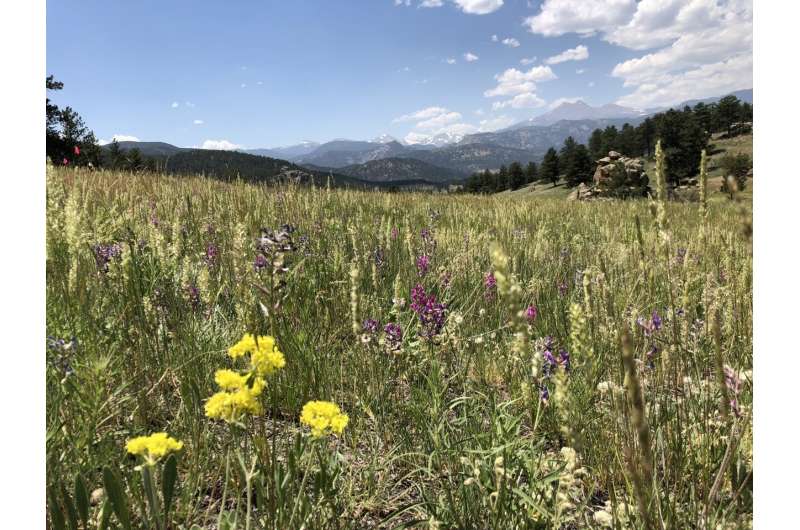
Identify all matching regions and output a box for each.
[409,284,447,339]
[420,227,437,253]
[384,322,403,349]
[253,254,268,271]
[92,242,122,273]
[484,272,497,300]
[390,227,399,240]
[723,367,743,418]
[416,255,430,276]
[439,271,452,289]
[637,310,663,337]
[539,384,550,403]
[374,247,385,268]
[204,243,219,267]
[363,318,379,334]
[558,349,571,372]
[542,348,557,377]
[646,344,658,370]
[186,283,201,310]
[558,281,568,297]
[525,305,538,322]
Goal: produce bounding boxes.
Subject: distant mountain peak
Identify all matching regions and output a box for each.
[372,134,400,144]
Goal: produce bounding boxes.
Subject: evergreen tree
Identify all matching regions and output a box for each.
[540,148,560,187]
[715,95,741,136]
[525,161,538,184]
[565,144,593,187]
[508,161,526,190]
[495,165,509,192]
[618,123,640,156]
[126,148,144,171]
[588,129,605,160]
[107,139,125,168]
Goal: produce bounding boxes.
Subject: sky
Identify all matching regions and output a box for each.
[46,0,752,149]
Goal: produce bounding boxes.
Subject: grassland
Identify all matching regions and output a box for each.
[46,164,752,529]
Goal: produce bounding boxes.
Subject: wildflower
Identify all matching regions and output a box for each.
[410,284,446,338]
[723,366,743,417]
[391,227,399,240]
[250,344,286,377]
[62,158,69,165]
[253,254,268,271]
[73,146,80,156]
[186,284,201,310]
[484,272,497,300]
[363,318,379,334]
[384,322,403,350]
[300,400,349,438]
[204,384,263,422]
[126,433,183,465]
[204,243,219,267]
[92,242,122,273]
[637,310,663,337]
[558,281,568,297]
[416,254,430,276]
[558,348,571,372]
[214,369,249,390]
[525,305,538,321]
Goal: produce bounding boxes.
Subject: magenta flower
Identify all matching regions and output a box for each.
[416,254,430,276]
[525,305,538,321]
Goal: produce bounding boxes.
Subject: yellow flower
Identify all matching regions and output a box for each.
[214,369,248,390]
[251,348,285,377]
[227,333,257,358]
[204,380,265,423]
[300,400,349,438]
[126,432,183,464]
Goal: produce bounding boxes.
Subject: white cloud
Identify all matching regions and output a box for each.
[492,93,547,110]
[576,68,585,74]
[588,81,596,87]
[257,81,263,85]
[548,97,584,109]
[484,65,556,97]
[463,52,479,62]
[202,139,242,151]
[193,119,204,125]
[420,0,444,6]
[524,0,752,109]
[98,134,140,146]
[394,0,411,5]
[240,83,247,88]
[491,34,499,42]
[446,57,457,64]
[453,0,504,14]
[545,44,589,64]
[171,101,179,108]
[523,0,637,37]
[502,37,520,47]
[394,106,463,129]
[478,115,515,130]
[615,53,752,108]
[520,56,537,65]
[185,101,195,108]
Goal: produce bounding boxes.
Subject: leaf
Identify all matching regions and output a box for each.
[73,474,90,527]
[162,454,178,521]
[98,499,112,530]
[60,482,79,530]
[47,486,66,530]
[102,466,131,530]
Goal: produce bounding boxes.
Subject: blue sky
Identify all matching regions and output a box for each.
[46,0,752,149]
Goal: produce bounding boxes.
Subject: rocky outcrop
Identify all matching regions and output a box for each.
[570,151,649,200]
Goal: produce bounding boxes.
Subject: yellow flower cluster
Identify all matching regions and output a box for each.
[300,400,349,438]
[126,432,183,464]
[205,334,284,423]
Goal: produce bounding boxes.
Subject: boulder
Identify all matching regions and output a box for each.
[608,151,622,160]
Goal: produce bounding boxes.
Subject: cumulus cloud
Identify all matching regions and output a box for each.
[502,37,520,47]
[97,134,140,146]
[394,107,462,129]
[548,97,584,109]
[453,0,504,14]
[395,0,502,13]
[463,52,479,62]
[492,93,546,110]
[523,0,636,36]
[446,57,457,64]
[520,56,537,65]
[491,34,499,42]
[484,65,556,97]
[202,139,243,151]
[171,101,179,108]
[524,0,752,108]
[478,115,515,130]
[545,44,589,64]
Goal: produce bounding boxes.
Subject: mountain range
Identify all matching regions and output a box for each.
[105,88,751,187]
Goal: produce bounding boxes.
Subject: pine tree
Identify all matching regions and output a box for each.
[540,148,560,187]
[525,161,538,184]
[508,161,526,190]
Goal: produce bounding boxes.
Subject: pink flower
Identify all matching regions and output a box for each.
[62,158,69,165]
[73,146,81,156]
[525,305,538,321]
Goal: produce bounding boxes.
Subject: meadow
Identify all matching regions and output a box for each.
[46,158,752,529]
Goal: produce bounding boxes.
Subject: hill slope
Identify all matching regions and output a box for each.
[337,157,464,184]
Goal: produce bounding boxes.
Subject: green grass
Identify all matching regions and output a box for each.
[46,165,753,529]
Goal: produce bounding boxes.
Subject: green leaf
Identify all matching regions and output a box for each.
[98,499,112,530]
[102,466,131,530]
[60,482,79,530]
[73,474,90,527]
[47,486,66,530]
[162,454,178,521]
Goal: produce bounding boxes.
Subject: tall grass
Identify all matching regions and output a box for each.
[46,164,752,529]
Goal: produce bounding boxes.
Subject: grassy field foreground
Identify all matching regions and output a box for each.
[46,166,752,529]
